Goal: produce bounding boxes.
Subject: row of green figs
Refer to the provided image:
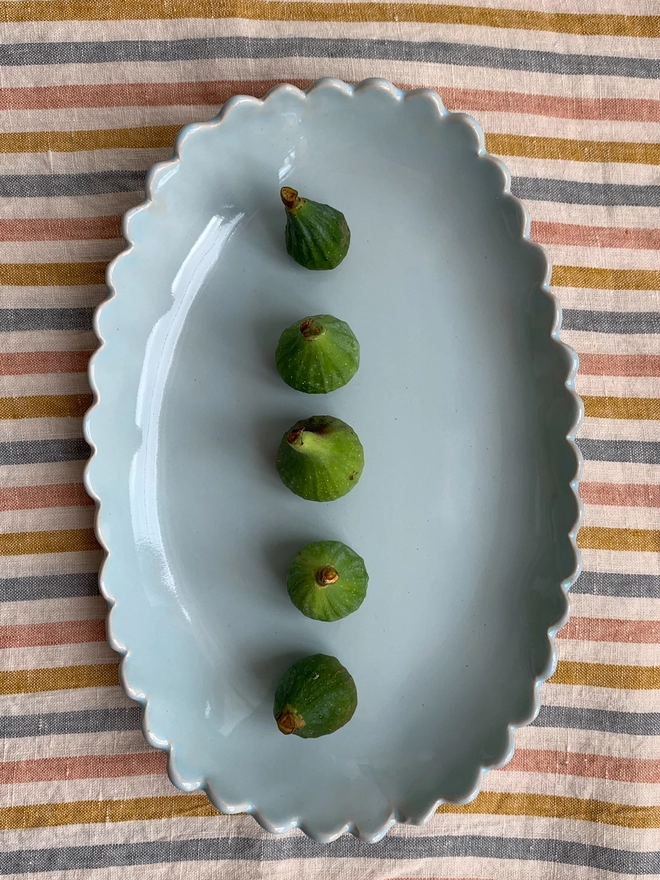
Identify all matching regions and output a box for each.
[272,189,362,739]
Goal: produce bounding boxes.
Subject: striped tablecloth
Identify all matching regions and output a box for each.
[1,2,659,877]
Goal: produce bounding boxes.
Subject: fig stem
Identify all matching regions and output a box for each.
[316,565,339,587]
[276,707,306,735]
[280,186,303,212]
[299,317,324,340]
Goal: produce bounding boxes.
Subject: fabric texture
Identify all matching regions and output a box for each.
[1,1,659,876]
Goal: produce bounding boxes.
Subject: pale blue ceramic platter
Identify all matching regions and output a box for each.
[84,78,583,842]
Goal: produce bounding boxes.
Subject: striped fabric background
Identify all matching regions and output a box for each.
[1,1,659,877]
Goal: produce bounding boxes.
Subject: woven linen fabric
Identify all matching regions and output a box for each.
[1,1,659,877]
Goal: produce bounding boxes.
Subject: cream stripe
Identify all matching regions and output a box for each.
[0,147,169,176]
[0,549,102,579]
[575,375,660,398]
[476,112,660,143]
[482,771,660,807]
[2,56,659,102]
[558,289,660,312]
[0,285,107,310]
[0,640,117,671]
[0,730,150,764]
[2,16,659,59]
[0,372,91,397]
[554,639,660,666]
[0,240,123,265]
[562,331,660,357]
[572,594,660,622]
[0,505,95,534]
[542,681,660,713]
[515,724,660,760]
[583,503,660,530]
[522,201,660,230]
[4,141,660,189]
[582,460,660,486]
[547,247,660,273]
[1,595,106,626]
[0,685,128,719]
[579,417,660,442]
[0,330,98,354]
[580,547,660,576]
[1,773,180,809]
[0,416,86,444]
[11,772,660,816]
[1,189,658,238]
[0,194,139,222]
[7,241,657,278]
[0,461,87,490]
[5,102,660,145]
[498,156,660,187]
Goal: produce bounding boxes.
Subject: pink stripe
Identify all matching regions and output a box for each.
[0,351,91,375]
[558,616,660,643]
[0,80,658,122]
[580,482,660,508]
[0,619,105,648]
[578,354,660,377]
[0,217,121,242]
[505,749,660,782]
[0,752,166,784]
[0,483,94,512]
[531,221,660,250]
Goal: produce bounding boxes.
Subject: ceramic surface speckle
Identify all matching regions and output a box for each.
[84,78,583,842]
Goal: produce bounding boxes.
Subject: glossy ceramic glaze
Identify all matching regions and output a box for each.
[84,79,583,842]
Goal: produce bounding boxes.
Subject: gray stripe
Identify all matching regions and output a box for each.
[514,176,660,207]
[577,438,660,464]
[1,836,659,874]
[2,701,654,741]
[535,705,660,735]
[0,307,94,332]
[0,707,139,739]
[0,438,90,466]
[0,37,658,79]
[3,169,657,207]
[563,310,660,333]
[573,570,660,598]
[0,170,144,199]
[0,572,98,602]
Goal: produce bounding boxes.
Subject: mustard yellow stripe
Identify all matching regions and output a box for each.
[551,661,660,690]
[0,663,119,696]
[438,792,660,827]
[6,263,655,293]
[582,396,660,421]
[0,1,656,36]
[2,789,658,830]
[578,525,660,552]
[553,266,660,290]
[0,794,217,829]
[0,527,98,556]
[0,126,180,154]
[486,134,660,166]
[0,262,106,286]
[0,394,93,420]
[4,127,658,169]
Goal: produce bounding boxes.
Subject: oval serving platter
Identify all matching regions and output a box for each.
[84,78,583,843]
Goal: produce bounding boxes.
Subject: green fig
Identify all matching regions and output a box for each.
[287,540,368,622]
[275,314,359,394]
[276,415,364,502]
[281,186,350,270]
[273,653,357,738]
